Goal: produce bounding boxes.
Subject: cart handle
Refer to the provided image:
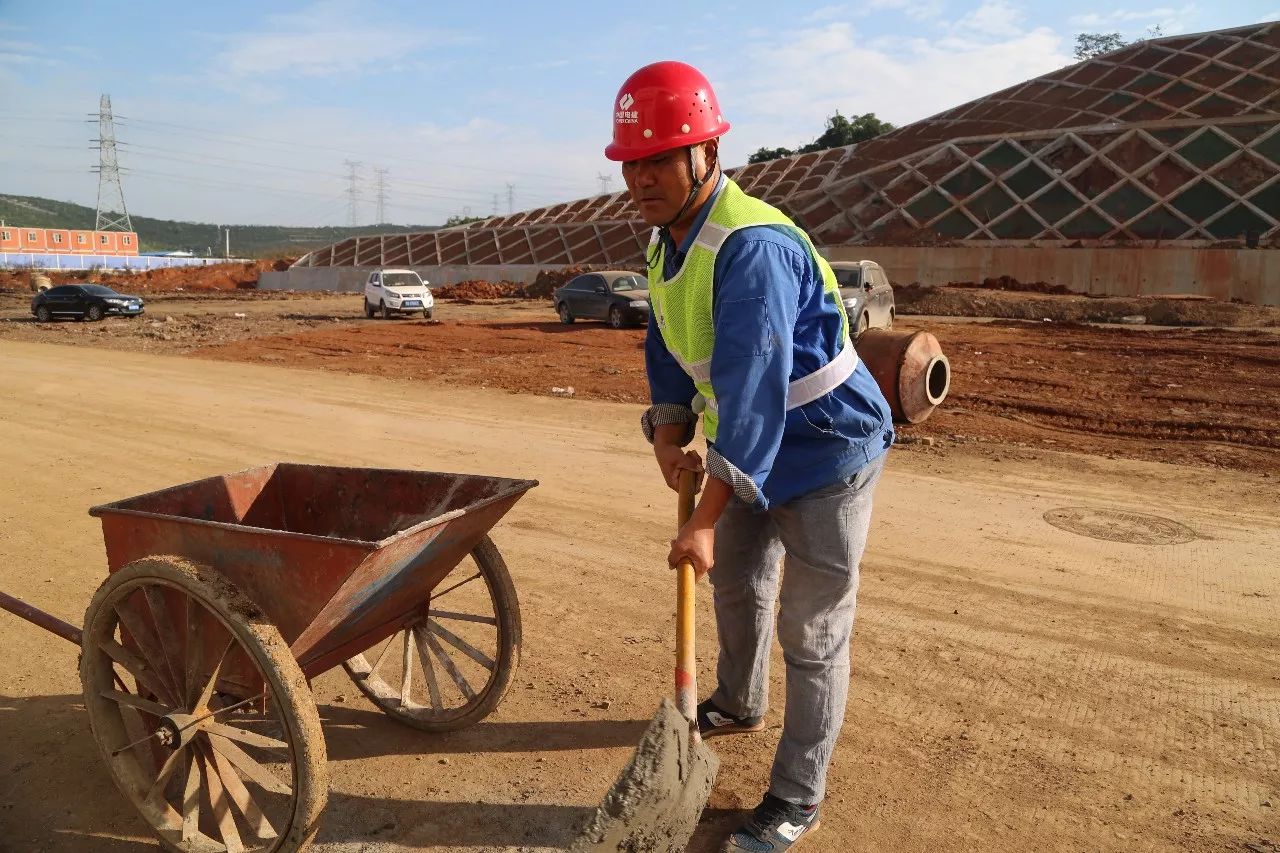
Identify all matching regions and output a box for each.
[0,591,82,646]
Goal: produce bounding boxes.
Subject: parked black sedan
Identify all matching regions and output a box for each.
[554,270,650,328]
[31,283,145,322]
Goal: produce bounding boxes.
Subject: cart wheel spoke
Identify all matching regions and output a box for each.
[184,594,205,709]
[145,744,187,807]
[205,741,278,840]
[427,619,495,671]
[199,745,246,853]
[423,627,476,701]
[193,637,236,715]
[203,721,288,751]
[430,571,481,601]
[142,586,187,697]
[100,637,177,707]
[114,597,181,702]
[181,750,202,842]
[208,734,292,796]
[399,630,415,708]
[412,626,444,712]
[102,688,173,718]
[430,608,498,626]
[369,633,396,675]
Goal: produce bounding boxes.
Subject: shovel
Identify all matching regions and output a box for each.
[571,468,719,852]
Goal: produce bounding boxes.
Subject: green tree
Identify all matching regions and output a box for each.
[1073,31,1128,59]
[798,111,895,153]
[444,213,486,227]
[1073,27,1163,61]
[748,146,796,164]
[747,111,895,164]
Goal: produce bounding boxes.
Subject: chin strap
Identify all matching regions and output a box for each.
[648,145,720,271]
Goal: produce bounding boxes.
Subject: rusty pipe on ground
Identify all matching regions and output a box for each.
[855,329,951,424]
[0,590,83,645]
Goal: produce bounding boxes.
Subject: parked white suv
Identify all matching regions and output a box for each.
[363,269,434,319]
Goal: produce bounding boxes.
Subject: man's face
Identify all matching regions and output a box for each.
[621,146,698,227]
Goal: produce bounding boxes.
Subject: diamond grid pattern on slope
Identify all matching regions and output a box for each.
[295,23,1280,266]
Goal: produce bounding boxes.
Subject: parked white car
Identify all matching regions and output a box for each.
[830,260,895,336]
[363,269,434,319]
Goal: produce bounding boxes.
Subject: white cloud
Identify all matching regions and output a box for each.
[954,0,1027,38]
[214,0,472,79]
[860,0,946,21]
[718,6,1075,166]
[806,4,852,21]
[1069,5,1199,35]
[411,117,508,147]
[0,37,58,68]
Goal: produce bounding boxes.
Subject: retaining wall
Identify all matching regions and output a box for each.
[258,264,545,293]
[261,248,1280,306]
[825,246,1280,306]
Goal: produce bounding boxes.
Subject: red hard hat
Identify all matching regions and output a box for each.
[604,61,731,162]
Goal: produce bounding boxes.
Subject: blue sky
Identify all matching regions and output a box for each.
[1,0,1276,228]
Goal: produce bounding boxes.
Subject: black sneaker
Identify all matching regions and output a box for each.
[722,793,821,852]
[696,699,765,739]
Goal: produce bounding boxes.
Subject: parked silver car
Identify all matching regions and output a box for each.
[830,260,895,336]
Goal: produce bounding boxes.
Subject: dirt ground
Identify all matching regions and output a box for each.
[0,260,290,293]
[893,284,1280,328]
[2,290,1276,475]
[0,338,1276,853]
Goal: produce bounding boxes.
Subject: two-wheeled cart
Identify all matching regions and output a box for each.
[0,462,538,852]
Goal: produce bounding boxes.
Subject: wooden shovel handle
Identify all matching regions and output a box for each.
[675,469,698,725]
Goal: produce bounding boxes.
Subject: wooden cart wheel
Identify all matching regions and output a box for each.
[342,534,521,732]
[79,556,328,853]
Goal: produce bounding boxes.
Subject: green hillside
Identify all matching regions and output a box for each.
[0,194,435,259]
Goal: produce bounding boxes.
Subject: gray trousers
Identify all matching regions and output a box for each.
[708,453,886,806]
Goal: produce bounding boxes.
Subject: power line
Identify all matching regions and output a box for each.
[506,182,515,215]
[2,124,592,209]
[0,108,600,197]
[597,172,613,195]
[91,94,132,232]
[2,116,594,224]
[110,114,591,189]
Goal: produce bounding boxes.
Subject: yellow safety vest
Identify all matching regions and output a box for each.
[647,179,855,441]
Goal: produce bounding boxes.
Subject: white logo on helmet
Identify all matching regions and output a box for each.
[616,92,639,124]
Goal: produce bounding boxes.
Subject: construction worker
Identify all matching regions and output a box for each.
[607,61,894,851]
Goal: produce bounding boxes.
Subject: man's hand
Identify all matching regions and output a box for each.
[667,476,733,578]
[653,428,704,492]
[668,516,715,578]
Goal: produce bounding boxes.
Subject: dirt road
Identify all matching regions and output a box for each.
[0,339,1276,852]
[2,291,1277,476]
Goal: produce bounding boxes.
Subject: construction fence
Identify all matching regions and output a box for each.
[1,253,252,272]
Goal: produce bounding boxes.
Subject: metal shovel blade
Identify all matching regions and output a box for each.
[570,697,719,852]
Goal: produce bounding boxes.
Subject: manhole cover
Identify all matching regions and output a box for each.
[1043,507,1196,545]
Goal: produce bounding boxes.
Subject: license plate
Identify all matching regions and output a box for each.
[403,300,421,307]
